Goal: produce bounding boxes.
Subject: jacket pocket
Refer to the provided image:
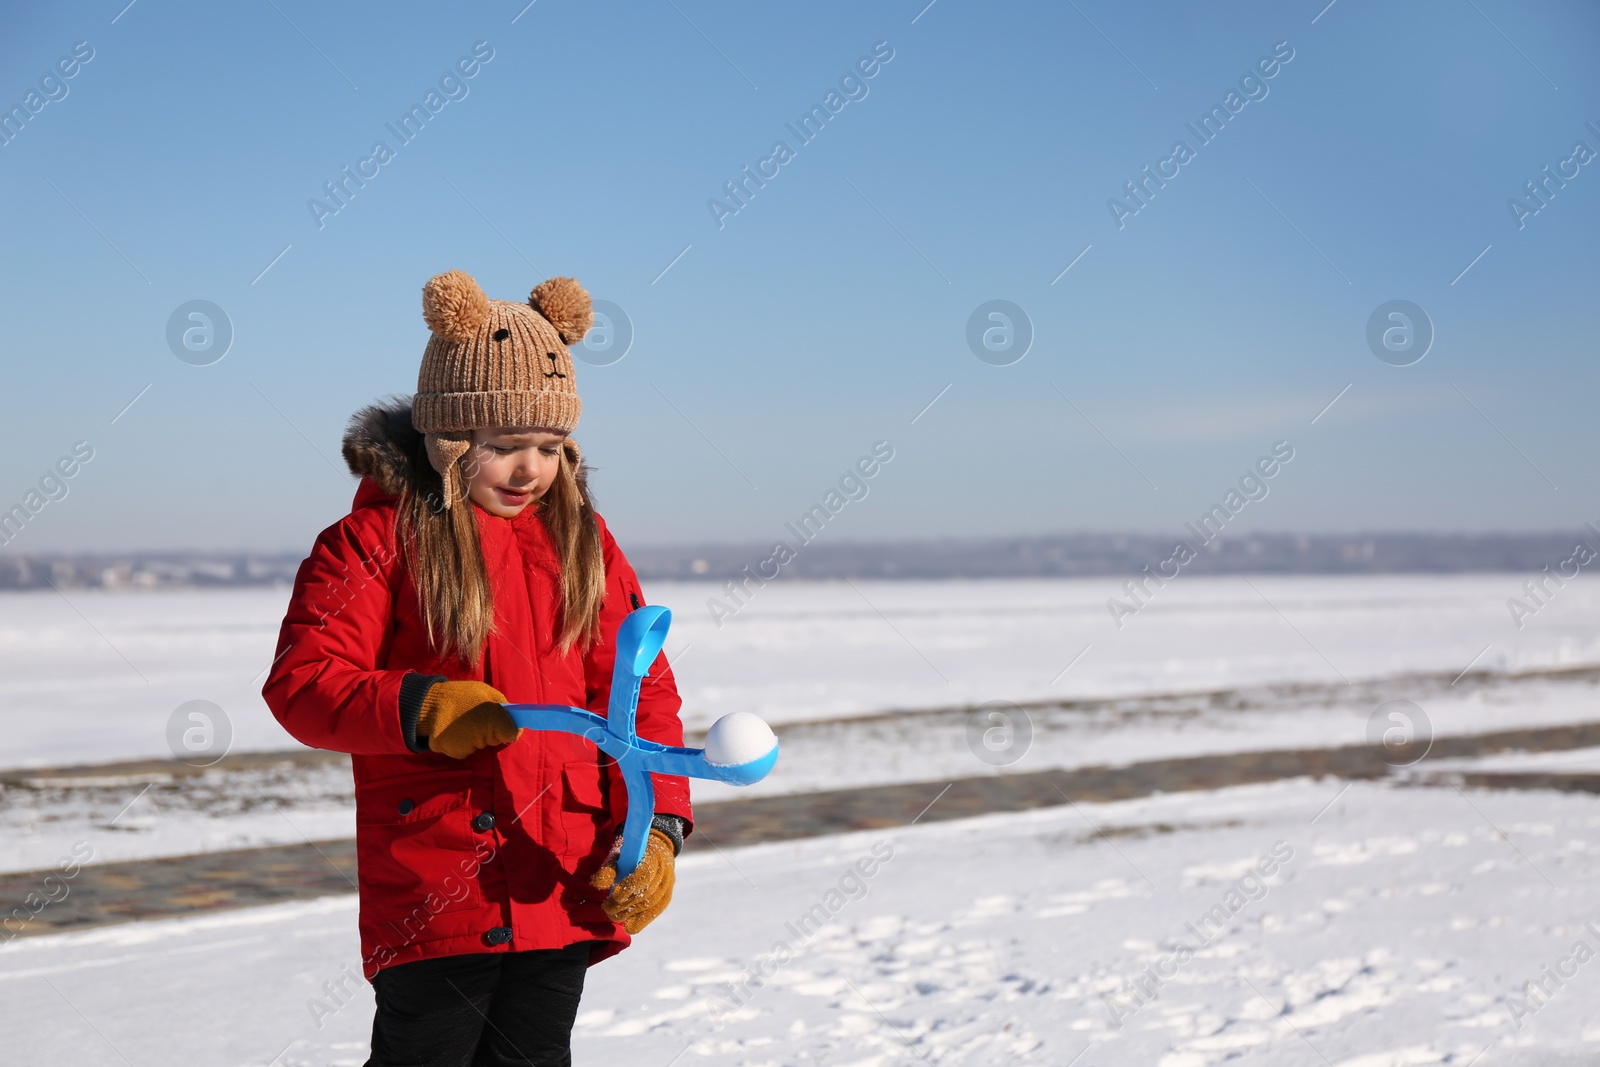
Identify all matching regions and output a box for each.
[354,774,487,924]
[557,759,614,862]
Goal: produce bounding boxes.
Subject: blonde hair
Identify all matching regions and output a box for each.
[396,442,605,666]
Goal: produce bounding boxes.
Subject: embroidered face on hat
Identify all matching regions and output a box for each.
[412,269,593,507]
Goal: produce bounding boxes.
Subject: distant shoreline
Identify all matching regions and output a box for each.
[3,531,1593,589]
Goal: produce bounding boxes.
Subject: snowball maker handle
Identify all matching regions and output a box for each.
[502,606,777,882]
[606,605,671,744]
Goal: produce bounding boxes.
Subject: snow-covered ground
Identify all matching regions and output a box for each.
[0,758,357,874]
[3,575,1598,873]
[3,776,1598,1065]
[2,574,1596,769]
[1415,747,1600,776]
[5,575,1599,1063]
[4,663,1598,874]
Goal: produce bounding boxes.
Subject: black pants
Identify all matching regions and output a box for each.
[365,942,594,1067]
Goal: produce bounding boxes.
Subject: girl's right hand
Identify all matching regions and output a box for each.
[416,680,519,759]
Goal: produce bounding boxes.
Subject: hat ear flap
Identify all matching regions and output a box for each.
[425,432,473,509]
[529,277,593,346]
[423,270,490,343]
[561,437,588,507]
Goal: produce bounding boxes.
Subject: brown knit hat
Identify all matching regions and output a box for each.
[412,269,593,507]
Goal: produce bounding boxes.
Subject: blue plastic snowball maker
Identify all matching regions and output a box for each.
[503,605,779,880]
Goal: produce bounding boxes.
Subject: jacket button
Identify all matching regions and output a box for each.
[397,799,414,815]
[484,926,512,946]
[472,812,496,833]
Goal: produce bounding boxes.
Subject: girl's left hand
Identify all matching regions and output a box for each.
[589,828,675,933]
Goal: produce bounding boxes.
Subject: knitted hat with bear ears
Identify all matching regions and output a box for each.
[412,269,593,508]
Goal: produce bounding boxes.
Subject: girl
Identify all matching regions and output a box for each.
[263,269,692,1067]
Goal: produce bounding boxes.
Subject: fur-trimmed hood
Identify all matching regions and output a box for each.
[341,396,435,499]
[339,396,591,504]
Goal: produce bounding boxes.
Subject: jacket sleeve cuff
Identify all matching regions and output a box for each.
[399,673,447,754]
[651,813,687,857]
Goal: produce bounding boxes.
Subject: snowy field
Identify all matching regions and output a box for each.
[2,575,1599,1063]
[2,575,1598,873]
[2,574,1596,769]
[3,664,1598,875]
[3,776,1598,1065]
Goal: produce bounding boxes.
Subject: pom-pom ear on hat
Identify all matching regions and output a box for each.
[422,269,490,343]
[529,276,593,345]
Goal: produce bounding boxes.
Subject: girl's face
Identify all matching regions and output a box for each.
[464,427,564,518]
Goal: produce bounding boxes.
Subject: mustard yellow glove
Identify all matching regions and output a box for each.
[589,828,676,934]
[416,680,518,759]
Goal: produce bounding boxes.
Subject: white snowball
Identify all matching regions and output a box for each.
[703,711,777,767]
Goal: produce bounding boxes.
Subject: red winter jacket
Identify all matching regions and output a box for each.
[261,401,692,977]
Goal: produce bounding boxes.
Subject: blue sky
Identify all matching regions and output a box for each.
[1,0,1596,553]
